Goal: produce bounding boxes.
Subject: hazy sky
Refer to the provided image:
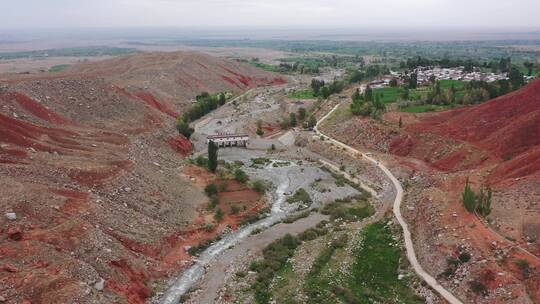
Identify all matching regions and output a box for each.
[2,0,540,29]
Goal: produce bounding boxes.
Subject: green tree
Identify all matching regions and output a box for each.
[289,112,297,127]
[389,78,398,87]
[205,183,218,196]
[523,62,534,76]
[310,79,324,96]
[508,67,524,89]
[176,118,194,138]
[307,116,317,129]
[208,141,218,173]
[476,186,492,216]
[215,208,224,222]
[409,73,418,89]
[218,93,227,105]
[297,107,307,121]
[352,88,361,102]
[364,85,373,101]
[462,178,477,212]
[400,87,410,100]
[320,86,331,99]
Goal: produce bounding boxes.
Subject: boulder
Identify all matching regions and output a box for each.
[94,278,105,291]
[4,213,16,221]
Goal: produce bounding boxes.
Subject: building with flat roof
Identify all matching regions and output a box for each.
[207,134,249,148]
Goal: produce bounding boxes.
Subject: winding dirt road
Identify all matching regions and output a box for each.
[315,103,464,304]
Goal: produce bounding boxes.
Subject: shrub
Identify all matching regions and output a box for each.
[252,180,268,193]
[234,169,249,183]
[205,183,218,196]
[195,155,208,167]
[231,205,240,215]
[207,195,219,210]
[203,222,215,232]
[469,280,488,296]
[176,118,194,138]
[286,188,312,205]
[459,252,471,263]
[214,208,224,222]
[515,259,530,278]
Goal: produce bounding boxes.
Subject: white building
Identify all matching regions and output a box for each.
[207,134,249,148]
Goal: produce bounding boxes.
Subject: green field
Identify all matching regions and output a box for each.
[348,223,424,303]
[373,87,401,103]
[48,64,70,72]
[288,89,316,99]
[439,79,465,90]
[373,86,427,103]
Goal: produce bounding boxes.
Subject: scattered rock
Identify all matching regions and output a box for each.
[7,227,23,241]
[4,212,16,221]
[0,296,5,302]
[94,278,105,291]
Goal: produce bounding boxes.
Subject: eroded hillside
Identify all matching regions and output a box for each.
[0,51,285,304]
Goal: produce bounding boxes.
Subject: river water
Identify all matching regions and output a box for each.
[159,161,295,304]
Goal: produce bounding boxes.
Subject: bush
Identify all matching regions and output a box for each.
[250,234,301,304]
[205,183,218,196]
[459,252,471,263]
[231,205,240,215]
[207,195,219,209]
[176,118,194,138]
[252,180,268,193]
[195,155,208,167]
[203,222,215,232]
[469,280,488,296]
[215,208,224,222]
[515,259,530,278]
[286,188,312,205]
[234,169,249,183]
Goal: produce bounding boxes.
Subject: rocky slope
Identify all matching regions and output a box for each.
[0,51,285,304]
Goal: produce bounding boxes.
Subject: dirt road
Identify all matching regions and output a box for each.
[315,103,464,304]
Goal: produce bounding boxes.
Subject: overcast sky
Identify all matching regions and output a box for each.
[2,0,540,29]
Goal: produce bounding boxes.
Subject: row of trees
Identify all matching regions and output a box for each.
[279,107,317,130]
[350,86,386,119]
[462,178,492,217]
[310,79,346,99]
[176,92,227,138]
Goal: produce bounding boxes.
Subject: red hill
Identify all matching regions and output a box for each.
[392,79,540,182]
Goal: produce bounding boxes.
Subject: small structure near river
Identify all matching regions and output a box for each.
[207,134,249,148]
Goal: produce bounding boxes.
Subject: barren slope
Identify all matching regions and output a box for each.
[0,51,284,304]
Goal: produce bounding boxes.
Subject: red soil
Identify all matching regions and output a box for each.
[0,51,285,304]
[108,259,151,304]
[134,91,179,118]
[393,79,540,182]
[168,135,193,157]
[221,75,243,89]
[11,92,70,125]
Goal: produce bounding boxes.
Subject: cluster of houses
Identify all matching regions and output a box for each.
[413,66,508,85]
[368,66,509,89]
